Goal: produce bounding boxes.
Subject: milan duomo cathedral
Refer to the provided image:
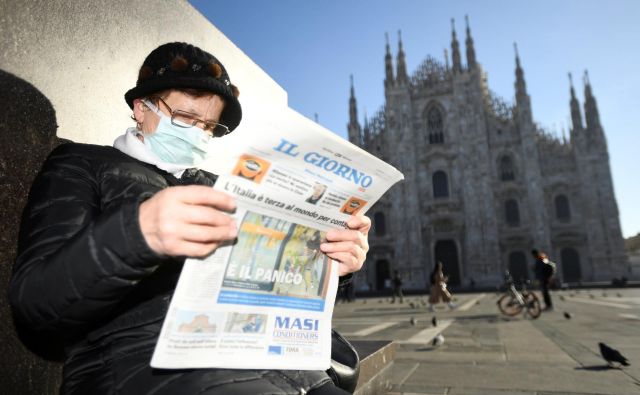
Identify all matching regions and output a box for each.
[347,18,629,291]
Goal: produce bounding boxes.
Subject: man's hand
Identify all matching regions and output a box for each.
[139,185,237,257]
[320,214,371,276]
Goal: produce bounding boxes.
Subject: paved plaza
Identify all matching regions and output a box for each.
[333,288,640,395]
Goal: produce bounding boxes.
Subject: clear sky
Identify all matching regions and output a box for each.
[190,0,640,238]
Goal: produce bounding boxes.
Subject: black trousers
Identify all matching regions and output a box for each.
[391,287,404,302]
[541,279,553,308]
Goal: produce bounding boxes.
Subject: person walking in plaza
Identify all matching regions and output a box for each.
[532,249,555,311]
[391,270,404,303]
[9,42,371,395]
[427,261,456,311]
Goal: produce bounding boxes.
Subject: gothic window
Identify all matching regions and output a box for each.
[373,212,386,236]
[499,155,515,181]
[555,194,571,222]
[427,107,444,144]
[432,171,449,198]
[505,199,520,227]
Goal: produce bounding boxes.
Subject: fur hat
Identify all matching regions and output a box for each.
[125,42,242,131]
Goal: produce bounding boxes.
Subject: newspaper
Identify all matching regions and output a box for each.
[151,107,404,370]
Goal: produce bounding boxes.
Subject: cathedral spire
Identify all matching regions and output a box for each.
[396,30,409,84]
[450,18,462,73]
[348,74,362,145]
[444,48,450,71]
[583,70,601,130]
[384,32,394,87]
[349,74,358,126]
[363,107,370,144]
[513,43,532,122]
[514,43,527,98]
[465,15,476,68]
[568,72,583,131]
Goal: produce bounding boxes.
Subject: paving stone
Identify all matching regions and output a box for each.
[401,361,639,395]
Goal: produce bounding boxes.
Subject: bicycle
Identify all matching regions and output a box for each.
[496,272,541,319]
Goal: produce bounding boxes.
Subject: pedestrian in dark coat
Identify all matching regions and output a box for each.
[9,42,371,395]
[532,249,554,310]
[391,270,404,303]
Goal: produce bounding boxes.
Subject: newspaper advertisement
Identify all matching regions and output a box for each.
[151,107,404,370]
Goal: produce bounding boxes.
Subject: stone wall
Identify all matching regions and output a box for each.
[0,0,294,393]
[0,69,65,395]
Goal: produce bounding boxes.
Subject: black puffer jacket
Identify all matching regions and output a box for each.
[9,143,331,394]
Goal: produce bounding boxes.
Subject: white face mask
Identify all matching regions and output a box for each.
[140,99,211,166]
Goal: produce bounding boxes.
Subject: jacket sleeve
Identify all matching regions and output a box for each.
[9,144,165,334]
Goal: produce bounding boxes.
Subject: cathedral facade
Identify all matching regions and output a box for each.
[348,19,629,291]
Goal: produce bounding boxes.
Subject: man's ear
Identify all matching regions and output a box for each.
[132,98,146,124]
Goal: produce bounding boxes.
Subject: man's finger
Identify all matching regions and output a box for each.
[170,185,237,212]
[323,244,366,267]
[346,214,371,233]
[325,252,362,275]
[320,241,363,256]
[180,205,236,227]
[325,228,365,243]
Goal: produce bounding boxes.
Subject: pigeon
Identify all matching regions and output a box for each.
[589,294,595,299]
[410,317,417,326]
[598,342,630,367]
[432,334,445,347]
[475,300,481,305]
[409,302,416,309]
[559,295,566,301]
[563,312,572,319]
[432,316,438,327]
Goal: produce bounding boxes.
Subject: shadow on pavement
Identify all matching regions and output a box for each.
[453,314,505,322]
[414,346,438,352]
[575,365,613,371]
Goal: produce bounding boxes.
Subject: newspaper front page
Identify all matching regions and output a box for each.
[151,107,404,370]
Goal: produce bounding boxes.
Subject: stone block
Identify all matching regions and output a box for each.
[352,340,397,395]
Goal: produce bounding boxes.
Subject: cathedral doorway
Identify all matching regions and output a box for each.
[375,259,391,291]
[508,251,529,284]
[560,247,582,282]
[434,240,460,286]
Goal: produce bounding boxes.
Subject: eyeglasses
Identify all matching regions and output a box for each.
[151,96,230,138]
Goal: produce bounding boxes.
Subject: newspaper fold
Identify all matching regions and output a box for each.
[151,107,403,370]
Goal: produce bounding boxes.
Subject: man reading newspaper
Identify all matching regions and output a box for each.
[9,42,372,395]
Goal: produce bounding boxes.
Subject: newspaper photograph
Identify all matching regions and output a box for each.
[151,107,404,370]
